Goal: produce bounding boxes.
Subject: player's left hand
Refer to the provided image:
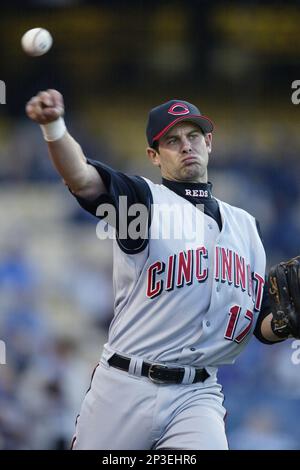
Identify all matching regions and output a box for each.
[268,256,300,339]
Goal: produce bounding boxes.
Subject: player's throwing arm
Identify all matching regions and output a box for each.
[25,89,105,199]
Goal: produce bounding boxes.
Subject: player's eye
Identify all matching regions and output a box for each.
[167,137,177,145]
[189,133,200,140]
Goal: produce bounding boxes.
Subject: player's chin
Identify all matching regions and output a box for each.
[181,161,200,175]
[181,166,202,180]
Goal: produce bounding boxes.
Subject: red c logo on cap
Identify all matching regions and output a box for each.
[168,103,190,115]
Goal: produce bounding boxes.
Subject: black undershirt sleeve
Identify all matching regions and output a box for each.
[253,278,285,344]
[71,159,153,254]
[253,219,284,344]
[253,282,275,344]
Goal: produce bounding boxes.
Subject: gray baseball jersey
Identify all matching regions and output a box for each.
[71,161,266,450]
[108,178,265,365]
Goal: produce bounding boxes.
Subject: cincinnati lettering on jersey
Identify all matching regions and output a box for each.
[146,245,264,312]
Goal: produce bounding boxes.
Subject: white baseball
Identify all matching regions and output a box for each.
[21,28,53,57]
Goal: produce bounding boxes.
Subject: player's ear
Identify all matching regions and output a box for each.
[204,133,212,154]
[147,147,161,167]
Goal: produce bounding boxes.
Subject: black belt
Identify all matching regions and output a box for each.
[108,353,210,384]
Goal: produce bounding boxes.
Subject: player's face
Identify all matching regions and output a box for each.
[147,122,212,183]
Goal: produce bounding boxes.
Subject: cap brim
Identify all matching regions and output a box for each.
[152,114,214,145]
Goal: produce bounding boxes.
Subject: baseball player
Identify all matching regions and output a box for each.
[26,90,300,450]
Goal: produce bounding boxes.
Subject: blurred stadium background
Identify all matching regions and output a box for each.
[0,0,300,450]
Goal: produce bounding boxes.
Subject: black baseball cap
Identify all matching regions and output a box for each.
[146,99,214,147]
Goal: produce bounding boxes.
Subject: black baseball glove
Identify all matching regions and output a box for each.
[268,256,300,339]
